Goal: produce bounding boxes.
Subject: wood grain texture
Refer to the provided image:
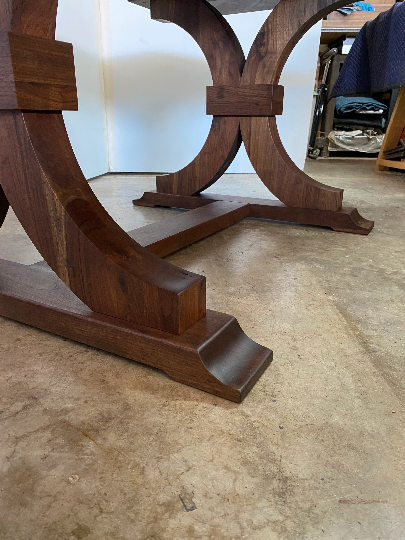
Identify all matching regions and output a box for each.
[376,87,405,172]
[151,0,244,195]
[133,191,374,235]
[129,200,250,257]
[0,110,206,334]
[135,189,215,209]
[149,0,353,214]
[207,84,284,117]
[0,31,77,110]
[0,183,8,227]
[0,0,210,335]
[0,259,273,403]
[0,0,272,401]
[0,0,59,39]
[241,116,344,211]
[240,0,350,211]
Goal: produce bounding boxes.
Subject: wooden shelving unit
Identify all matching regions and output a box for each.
[321,1,395,45]
[375,87,405,172]
[322,1,395,31]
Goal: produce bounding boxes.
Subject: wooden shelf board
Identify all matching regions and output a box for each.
[377,159,405,171]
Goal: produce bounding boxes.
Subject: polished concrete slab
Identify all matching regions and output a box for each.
[0,159,404,540]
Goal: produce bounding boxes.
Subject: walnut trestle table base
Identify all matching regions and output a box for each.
[0,0,374,403]
[0,0,274,404]
[132,0,374,239]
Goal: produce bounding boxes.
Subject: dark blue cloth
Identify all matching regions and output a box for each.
[331,2,405,97]
[335,96,387,114]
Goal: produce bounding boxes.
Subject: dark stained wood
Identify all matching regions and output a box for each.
[135,189,215,209]
[240,0,350,211]
[0,0,208,335]
[241,0,350,89]
[129,201,250,257]
[133,191,374,235]
[241,116,344,211]
[157,117,242,195]
[2,0,376,402]
[206,84,284,117]
[151,0,244,195]
[0,0,59,39]
[376,87,405,172]
[0,31,77,110]
[246,197,374,235]
[0,259,273,403]
[144,0,372,223]
[0,110,206,334]
[0,0,272,401]
[0,183,8,227]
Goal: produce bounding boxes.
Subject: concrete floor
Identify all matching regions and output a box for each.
[0,159,404,540]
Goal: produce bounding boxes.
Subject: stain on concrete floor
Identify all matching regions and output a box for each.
[0,160,404,539]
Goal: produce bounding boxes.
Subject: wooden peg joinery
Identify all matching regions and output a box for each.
[206,85,284,117]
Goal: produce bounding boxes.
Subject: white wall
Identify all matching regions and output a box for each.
[56,0,108,179]
[225,13,322,172]
[106,0,212,173]
[56,0,321,177]
[105,0,321,174]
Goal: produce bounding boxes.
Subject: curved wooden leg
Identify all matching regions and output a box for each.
[241,116,343,211]
[0,0,207,334]
[0,0,272,400]
[0,111,205,334]
[0,0,48,234]
[134,0,373,234]
[240,0,353,212]
[157,117,242,195]
[0,108,273,398]
[150,0,244,195]
[0,0,49,235]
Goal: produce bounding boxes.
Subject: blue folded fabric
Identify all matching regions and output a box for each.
[331,3,405,97]
[354,2,375,12]
[335,96,387,115]
[338,2,375,15]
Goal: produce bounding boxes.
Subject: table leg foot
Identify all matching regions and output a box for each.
[0,259,272,403]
